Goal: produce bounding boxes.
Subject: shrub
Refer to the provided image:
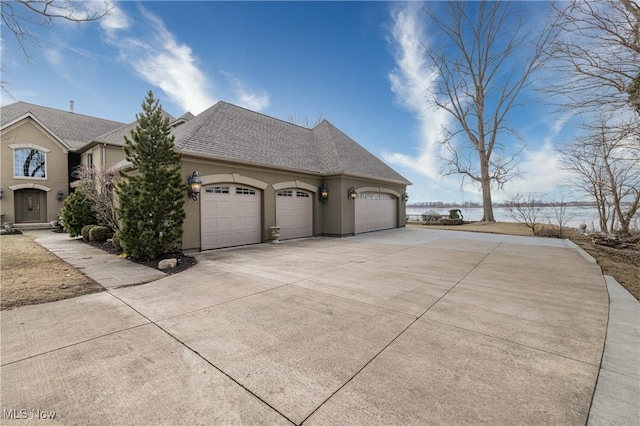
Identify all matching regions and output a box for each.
[112,231,122,251]
[81,225,98,241]
[60,189,96,237]
[89,226,112,243]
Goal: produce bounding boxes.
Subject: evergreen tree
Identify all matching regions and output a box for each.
[117,91,186,259]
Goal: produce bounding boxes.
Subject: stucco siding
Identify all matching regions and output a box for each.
[1,119,69,223]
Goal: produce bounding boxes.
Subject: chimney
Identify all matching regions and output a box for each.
[69,100,74,113]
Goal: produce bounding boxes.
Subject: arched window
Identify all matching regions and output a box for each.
[14,148,46,178]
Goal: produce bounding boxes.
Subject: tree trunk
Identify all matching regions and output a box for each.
[480,156,496,222]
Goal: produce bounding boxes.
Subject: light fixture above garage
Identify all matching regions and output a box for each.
[347,187,357,200]
[187,171,203,201]
[318,183,329,202]
[56,189,64,202]
[402,192,409,202]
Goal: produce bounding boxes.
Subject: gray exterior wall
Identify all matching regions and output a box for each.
[1,119,70,224]
[181,156,407,251]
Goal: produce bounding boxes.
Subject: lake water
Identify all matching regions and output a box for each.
[406,206,602,229]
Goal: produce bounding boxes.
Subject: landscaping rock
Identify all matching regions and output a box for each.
[158,258,177,270]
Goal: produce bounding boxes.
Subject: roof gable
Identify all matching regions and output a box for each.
[1,113,72,153]
[0,101,125,151]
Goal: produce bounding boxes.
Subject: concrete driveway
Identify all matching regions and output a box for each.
[1,228,610,424]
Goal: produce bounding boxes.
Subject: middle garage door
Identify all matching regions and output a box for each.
[355,192,397,234]
[276,190,313,240]
[201,185,261,250]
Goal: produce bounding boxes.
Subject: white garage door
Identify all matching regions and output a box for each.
[201,185,261,250]
[276,190,313,240]
[355,192,397,234]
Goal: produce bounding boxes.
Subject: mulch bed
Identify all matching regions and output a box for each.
[84,240,197,275]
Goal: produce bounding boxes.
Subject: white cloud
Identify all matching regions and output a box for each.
[99,1,131,33]
[97,4,270,116]
[102,7,214,114]
[222,72,270,112]
[383,3,451,181]
[496,140,572,201]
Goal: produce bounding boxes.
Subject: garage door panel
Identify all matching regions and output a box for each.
[201,185,261,250]
[355,193,397,234]
[277,190,312,240]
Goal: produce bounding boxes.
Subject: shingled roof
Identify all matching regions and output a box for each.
[92,110,176,147]
[173,101,410,184]
[0,101,125,150]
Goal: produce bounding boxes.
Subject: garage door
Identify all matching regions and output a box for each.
[201,185,261,250]
[355,192,397,234]
[276,190,313,240]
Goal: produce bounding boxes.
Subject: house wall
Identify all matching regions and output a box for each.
[181,157,325,250]
[1,119,69,224]
[180,156,408,250]
[338,176,408,236]
[79,144,126,170]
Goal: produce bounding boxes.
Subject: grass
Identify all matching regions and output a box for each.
[0,234,103,310]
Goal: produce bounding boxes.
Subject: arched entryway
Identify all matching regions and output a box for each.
[15,189,47,223]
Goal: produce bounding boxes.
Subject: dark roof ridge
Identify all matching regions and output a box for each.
[217,101,315,131]
[3,101,124,126]
[176,103,224,145]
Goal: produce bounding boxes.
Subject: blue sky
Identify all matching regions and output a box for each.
[1,1,579,203]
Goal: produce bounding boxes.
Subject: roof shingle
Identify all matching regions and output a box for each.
[174,102,410,184]
[0,102,125,150]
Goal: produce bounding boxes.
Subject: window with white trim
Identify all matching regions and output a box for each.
[277,190,293,197]
[357,193,395,200]
[296,191,310,198]
[236,187,256,195]
[14,148,46,178]
[206,186,230,194]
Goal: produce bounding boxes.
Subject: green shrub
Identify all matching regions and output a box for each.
[112,230,122,251]
[60,190,96,237]
[89,226,112,243]
[81,225,97,241]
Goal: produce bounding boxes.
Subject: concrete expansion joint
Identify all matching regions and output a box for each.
[0,322,150,368]
[106,291,297,425]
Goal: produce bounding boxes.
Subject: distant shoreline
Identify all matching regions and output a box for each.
[408,202,598,209]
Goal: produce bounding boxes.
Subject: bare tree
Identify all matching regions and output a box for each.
[1,0,111,92]
[545,194,576,238]
[560,116,640,234]
[548,0,640,114]
[73,166,120,232]
[422,2,554,222]
[508,192,545,235]
[1,0,111,56]
[286,113,325,128]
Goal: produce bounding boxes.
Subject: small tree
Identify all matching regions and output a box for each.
[73,166,119,231]
[60,188,96,237]
[545,194,576,239]
[116,91,185,260]
[508,192,544,235]
[560,116,640,234]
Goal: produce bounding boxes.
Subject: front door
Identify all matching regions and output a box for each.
[17,189,47,223]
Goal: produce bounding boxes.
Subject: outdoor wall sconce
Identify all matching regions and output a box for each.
[347,187,357,200]
[187,171,203,201]
[318,183,329,202]
[0,188,3,200]
[56,189,64,202]
[402,192,409,202]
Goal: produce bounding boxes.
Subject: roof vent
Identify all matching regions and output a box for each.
[69,100,74,113]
